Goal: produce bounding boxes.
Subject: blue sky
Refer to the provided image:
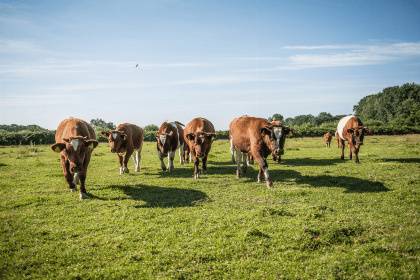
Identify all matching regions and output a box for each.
[1,0,419,130]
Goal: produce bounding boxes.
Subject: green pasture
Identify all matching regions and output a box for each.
[0,135,419,279]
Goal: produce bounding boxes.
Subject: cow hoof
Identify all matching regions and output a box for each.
[79,193,88,200]
[266,181,273,188]
[194,174,200,179]
[236,170,242,178]
[135,167,140,172]
[124,167,129,173]
[69,187,77,192]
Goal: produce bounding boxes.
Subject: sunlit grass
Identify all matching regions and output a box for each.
[0,135,419,279]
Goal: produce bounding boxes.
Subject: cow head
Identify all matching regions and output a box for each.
[186,132,216,158]
[266,122,294,156]
[101,130,127,153]
[347,126,371,147]
[51,136,98,173]
[155,131,174,158]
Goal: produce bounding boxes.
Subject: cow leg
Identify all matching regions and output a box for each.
[340,139,345,160]
[353,147,360,163]
[168,151,176,172]
[255,155,273,188]
[242,152,247,175]
[132,149,141,172]
[158,151,167,171]
[179,145,184,165]
[235,147,242,178]
[61,156,76,191]
[193,156,200,179]
[117,154,124,174]
[78,171,88,199]
[123,150,133,174]
[230,138,236,163]
[277,154,282,163]
[272,154,277,162]
[202,155,208,175]
[348,144,352,160]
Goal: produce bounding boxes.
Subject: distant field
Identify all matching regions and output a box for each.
[0,135,419,279]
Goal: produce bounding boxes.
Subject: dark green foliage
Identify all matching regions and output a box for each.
[90,118,116,130]
[354,83,420,125]
[143,124,159,132]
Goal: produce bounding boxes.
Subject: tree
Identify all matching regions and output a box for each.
[143,124,159,131]
[267,113,284,123]
[90,119,116,130]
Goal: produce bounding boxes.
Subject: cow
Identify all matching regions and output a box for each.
[270,119,294,163]
[184,117,216,179]
[230,119,294,165]
[155,121,185,171]
[229,115,292,188]
[51,117,99,199]
[101,123,144,174]
[323,133,332,148]
[336,115,371,163]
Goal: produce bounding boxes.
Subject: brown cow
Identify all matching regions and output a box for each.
[155,121,185,171]
[229,115,291,188]
[51,117,99,199]
[101,123,144,174]
[336,115,371,163]
[323,133,332,148]
[184,117,216,179]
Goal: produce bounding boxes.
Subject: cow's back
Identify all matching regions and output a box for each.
[230,116,268,151]
[55,118,96,143]
[117,123,143,150]
[185,117,215,135]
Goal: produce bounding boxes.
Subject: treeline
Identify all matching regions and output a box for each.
[1,83,419,145]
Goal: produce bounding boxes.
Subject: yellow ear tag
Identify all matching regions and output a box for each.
[261,131,266,136]
[187,135,191,140]
[88,143,94,149]
[55,147,61,152]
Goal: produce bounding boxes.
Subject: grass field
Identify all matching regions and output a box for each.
[1,135,419,279]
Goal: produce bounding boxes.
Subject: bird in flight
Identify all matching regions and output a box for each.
[136,64,138,67]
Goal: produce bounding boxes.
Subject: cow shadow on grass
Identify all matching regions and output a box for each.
[88,184,208,208]
[236,167,389,193]
[278,157,343,166]
[378,158,420,164]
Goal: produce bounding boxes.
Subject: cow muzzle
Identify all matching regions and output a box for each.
[71,167,82,173]
[196,153,204,158]
[272,148,283,156]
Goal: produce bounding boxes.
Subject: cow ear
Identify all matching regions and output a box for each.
[85,139,99,150]
[155,132,160,139]
[261,126,272,137]
[101,131,110,137]
[121,133,127,140]
[63,138,70,143]
[206,133,216,142]
[363,127,371,133]
[186,133,195,141]
[347,128,355,134]
[51,143,66,153]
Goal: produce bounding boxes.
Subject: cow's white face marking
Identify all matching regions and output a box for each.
[160,135,167,146]
[273,127,282,145]
[70,139,80,151]
[112,133,118,140]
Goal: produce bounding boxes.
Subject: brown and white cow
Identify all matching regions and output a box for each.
[101,123,144,174]
[229,116,290,188]
[230,119,294,165]
[51,117,99,199]
[184,117,216,179]
[323,133,332,148]
[336,115,371,163]
[155,121,185,172]
[270,119,294,163]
